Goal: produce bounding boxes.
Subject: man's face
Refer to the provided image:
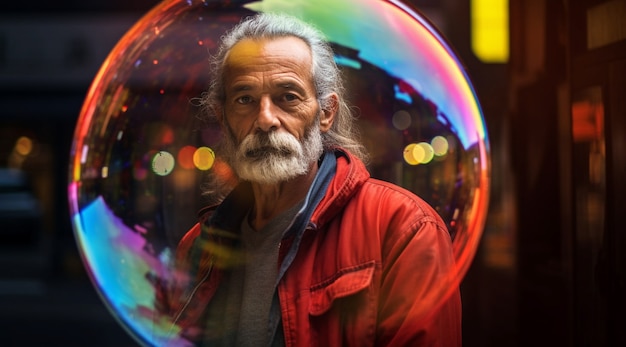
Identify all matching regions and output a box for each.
[219,36,329,184]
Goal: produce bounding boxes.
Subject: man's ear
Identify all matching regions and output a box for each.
[320,93,338,132]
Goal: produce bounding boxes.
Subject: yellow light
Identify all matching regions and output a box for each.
[403,143,420,165]
[417,142,434,164]
[15,136,33,156]
[471,0,509,63]
[193,146,216,171]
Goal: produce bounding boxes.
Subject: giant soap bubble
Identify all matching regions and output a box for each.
[68,0,490,345]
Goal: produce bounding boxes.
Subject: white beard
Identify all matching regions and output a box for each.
[223,122,324,185]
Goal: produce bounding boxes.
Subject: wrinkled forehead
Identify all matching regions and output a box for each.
[224,36,312,69]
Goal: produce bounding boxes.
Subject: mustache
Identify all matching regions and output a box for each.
[245,146,292,158]
[240,132,300,159]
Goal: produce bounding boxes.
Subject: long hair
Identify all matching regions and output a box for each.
[199,12,369,163]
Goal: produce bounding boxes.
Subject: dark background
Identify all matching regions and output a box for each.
[1,0,625,346]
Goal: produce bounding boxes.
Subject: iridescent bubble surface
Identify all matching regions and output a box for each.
[68,0,490,345]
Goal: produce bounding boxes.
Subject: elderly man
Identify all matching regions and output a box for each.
[159,12,461,347]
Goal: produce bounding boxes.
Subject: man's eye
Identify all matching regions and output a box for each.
[283,93,297,102]
[236,96,252,104]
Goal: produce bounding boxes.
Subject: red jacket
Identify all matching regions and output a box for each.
[160,149,461,346]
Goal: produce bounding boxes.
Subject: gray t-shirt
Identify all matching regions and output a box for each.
[202,200,303,347]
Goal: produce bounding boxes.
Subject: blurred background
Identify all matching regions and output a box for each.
[0,0,624,346]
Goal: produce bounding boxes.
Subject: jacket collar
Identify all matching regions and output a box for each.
[198,147,370,238]
[310,148,370,229]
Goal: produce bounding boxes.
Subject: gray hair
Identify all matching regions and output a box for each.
[200,12,369,163]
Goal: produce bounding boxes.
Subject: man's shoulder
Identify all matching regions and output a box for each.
[355,177,444,224]
[359,178,424,204]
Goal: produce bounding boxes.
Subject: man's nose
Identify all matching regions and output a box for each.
[255,96,280,132]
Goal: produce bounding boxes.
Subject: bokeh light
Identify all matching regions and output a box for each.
[192,146,215,171]
[151,151,175,176]
[15,136,33,156]
[392,110,412,130]
[68,0,490,345]
[417,142,435,164]
[403,143,421,165]
[431,135,449,156]
[176,145,197,170]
